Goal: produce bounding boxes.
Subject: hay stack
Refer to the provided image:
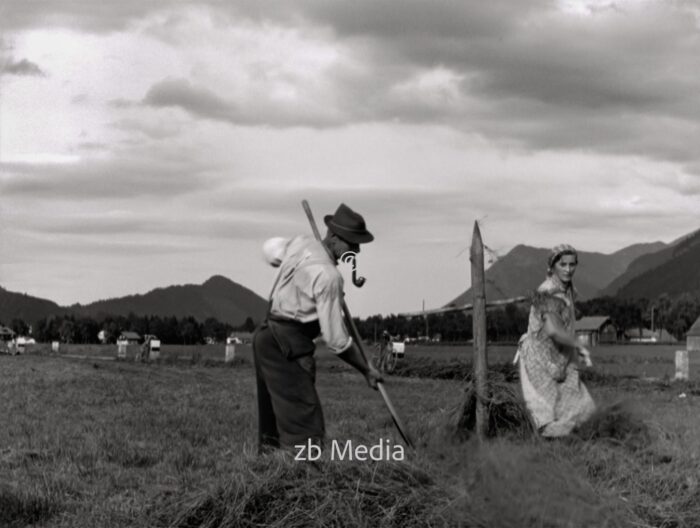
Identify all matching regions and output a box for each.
[453,374,535,440]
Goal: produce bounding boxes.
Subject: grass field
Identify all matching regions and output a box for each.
[2,345,700,526]
[28,341,694,379]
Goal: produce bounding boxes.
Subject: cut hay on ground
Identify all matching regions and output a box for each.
[158,453,449,528]
[574,400,652,452]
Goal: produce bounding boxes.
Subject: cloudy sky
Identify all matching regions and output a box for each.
[1,0,699,317]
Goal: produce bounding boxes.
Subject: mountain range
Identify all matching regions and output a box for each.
[610,229,700,300]
[0,276,267,327]
[2,227,698,325]
[445,227,699,307]
[0,288,65,323]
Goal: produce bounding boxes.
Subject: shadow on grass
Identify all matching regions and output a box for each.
[391,356,700,394]
[0,486,61,528]
[392,357,518,382]
[155,356,249,368]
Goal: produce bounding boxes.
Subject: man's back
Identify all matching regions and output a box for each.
[269,235,344,324]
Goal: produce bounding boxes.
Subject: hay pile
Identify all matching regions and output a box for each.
[453,379,653,451]
[453,374,535,440]
[158,453,447,528]
[574,400,651,451]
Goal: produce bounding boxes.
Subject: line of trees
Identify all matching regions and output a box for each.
[3,313,258,345]
[3,293,699,345]
[354,293,700,343]
[353,303,530,344]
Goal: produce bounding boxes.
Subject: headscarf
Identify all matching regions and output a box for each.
[547,244,578,271]
[544,243,579,307]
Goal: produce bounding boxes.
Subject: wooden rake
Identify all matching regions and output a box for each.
[301,200,414,449]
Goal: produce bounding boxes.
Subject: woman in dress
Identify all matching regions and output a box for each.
[516,244,595,437]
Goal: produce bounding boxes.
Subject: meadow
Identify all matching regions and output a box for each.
[26,341,692,379]
[2,343,700,527]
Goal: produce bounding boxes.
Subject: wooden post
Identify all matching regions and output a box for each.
[470,221,488,439]
[225,343,236,363]
[675,350,689,381]
[423,299,429,339]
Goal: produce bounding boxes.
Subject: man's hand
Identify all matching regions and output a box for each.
[338,343,384,389]
[365,364,383,390]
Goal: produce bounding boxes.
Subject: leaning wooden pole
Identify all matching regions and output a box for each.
[398,296,527,318]
[470,221,488,440]
[301,200,414,449]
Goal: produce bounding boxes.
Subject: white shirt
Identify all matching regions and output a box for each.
[263,235,353,354]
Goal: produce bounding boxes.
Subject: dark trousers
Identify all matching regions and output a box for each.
[253,324,325,450]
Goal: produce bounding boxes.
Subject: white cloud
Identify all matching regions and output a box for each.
[1,0,699,315]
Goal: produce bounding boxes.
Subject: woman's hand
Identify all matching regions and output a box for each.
[577,345,593,367]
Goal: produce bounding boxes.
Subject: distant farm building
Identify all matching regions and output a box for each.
[0,326,16,341]
[575,316,617,347]
[655,329,677,343]
[688,316,700,352]
[227,332,253,345]
[625,327,678,344]
[117,331,141,345]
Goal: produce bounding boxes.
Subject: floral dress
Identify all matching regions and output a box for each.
[516,276,595,437]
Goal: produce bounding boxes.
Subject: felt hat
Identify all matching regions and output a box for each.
[324,203,374,244]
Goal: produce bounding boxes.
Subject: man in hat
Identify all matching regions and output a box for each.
[253,203,383,452]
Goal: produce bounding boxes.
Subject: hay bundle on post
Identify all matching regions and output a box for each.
[456,221,535,440]
[454,375,535,440]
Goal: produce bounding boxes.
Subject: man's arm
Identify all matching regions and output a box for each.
[313,270,383,389]
[338,341,383,389]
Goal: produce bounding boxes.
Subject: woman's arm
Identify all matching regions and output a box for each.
[543,313,593,366]
[543,312,578,348]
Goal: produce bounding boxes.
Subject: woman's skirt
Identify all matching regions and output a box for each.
[518,337,595,437]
